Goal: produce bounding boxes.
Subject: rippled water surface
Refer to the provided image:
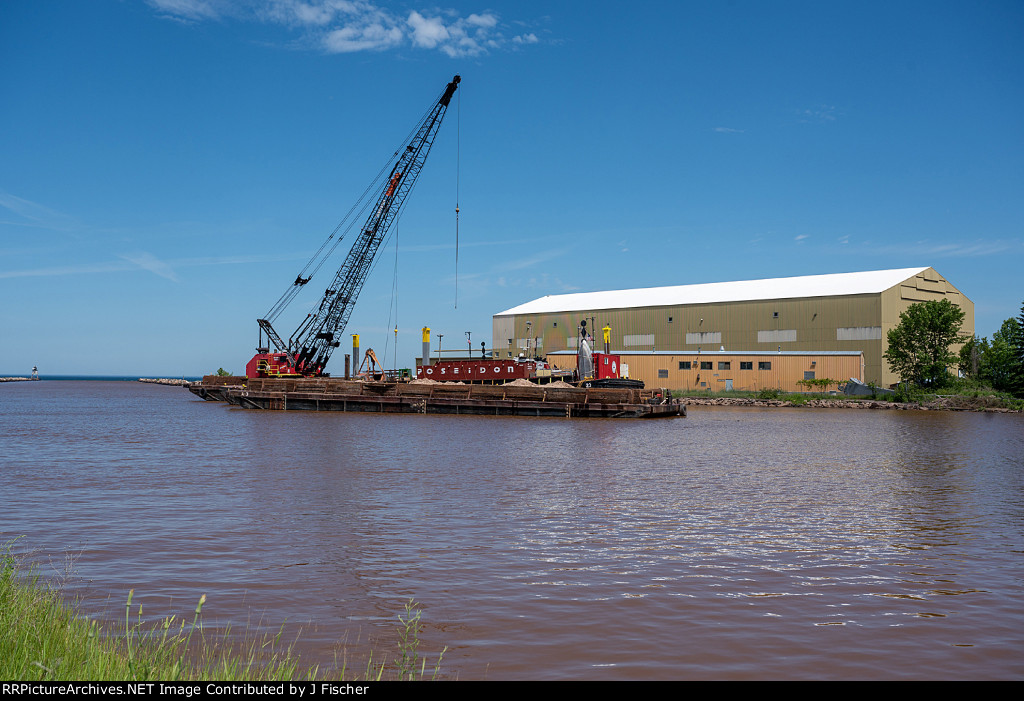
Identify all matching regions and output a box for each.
[2,381,1022,679]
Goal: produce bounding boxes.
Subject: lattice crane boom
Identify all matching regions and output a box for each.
[249,75,460,378]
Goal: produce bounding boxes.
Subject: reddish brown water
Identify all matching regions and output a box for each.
[2,381,1022,679]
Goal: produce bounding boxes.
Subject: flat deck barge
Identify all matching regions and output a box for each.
[189,376,685,419]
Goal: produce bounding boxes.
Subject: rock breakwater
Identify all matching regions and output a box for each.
[682,396,1019,412]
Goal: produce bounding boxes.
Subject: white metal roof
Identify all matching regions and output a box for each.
[495,267,929,317]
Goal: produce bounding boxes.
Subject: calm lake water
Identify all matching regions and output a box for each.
[2,380,1022,680]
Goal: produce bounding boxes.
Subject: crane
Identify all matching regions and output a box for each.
[246,75,460,378]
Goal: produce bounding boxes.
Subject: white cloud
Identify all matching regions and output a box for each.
[713,126,744,133]
[324,22,403,52]
[148,1,537,57]
[466,13,498,29]
[408,11,449,49]
[147,0,223,22]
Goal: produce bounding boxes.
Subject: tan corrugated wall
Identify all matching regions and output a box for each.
[498,267,972,387]
[880,267,974,386]
[545,352,864,392]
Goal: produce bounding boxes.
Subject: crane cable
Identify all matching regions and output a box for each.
[454,84,460,309]
[383,220,400,372]
[263,151,397,324]
[380,84,458,369]
[262,89,446,325]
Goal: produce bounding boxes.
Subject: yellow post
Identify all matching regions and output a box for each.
[421,326,431,367]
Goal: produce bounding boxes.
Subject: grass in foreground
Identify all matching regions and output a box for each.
[0,545,445,681]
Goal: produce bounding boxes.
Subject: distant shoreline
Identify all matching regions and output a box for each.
[0,375,202,382]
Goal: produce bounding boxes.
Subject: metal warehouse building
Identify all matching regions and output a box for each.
[492,267,973,390]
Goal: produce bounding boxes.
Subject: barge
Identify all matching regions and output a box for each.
[189,376,685,419]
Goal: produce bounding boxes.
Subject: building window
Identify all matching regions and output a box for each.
[679,361,691,370]
[668,316,673,323]
[759,361,772,370]
[658,369,669,379]
[804,371,815,380]
[718,362,731,370]
[553,322,557,328]
[740,361,753,370]
[772,311,779,318]
[701,361,713,370]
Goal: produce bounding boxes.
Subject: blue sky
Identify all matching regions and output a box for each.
[2,0,1022,376]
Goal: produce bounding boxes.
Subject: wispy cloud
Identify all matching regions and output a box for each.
[798,104,839,123]
[147,1,540,57]
[119,252,180,282]
[147,0,222,22]
[496,247,571,272]
[437,247,577,297]
[0,252,303,280]
[0,191,78,233]
[398,238,530,253]
[452,270,579,295]
[713,126,744,134]
[869,239,1024,259]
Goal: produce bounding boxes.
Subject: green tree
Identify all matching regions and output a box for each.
[958,335,991,384]
[884,299,966,388]
[957,309,1024,397]
[958,334,987,381]
[988,318,1022,393]
[1014,301,1024,396]
[216,367,232,377]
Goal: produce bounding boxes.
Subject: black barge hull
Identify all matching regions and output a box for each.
[189,377,685,419]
